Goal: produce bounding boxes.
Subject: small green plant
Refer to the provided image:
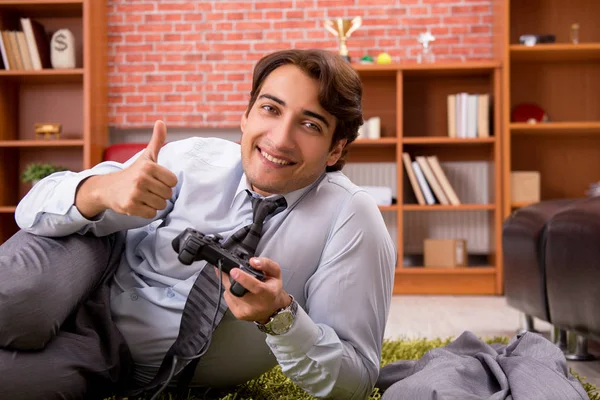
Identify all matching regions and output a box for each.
[21,163,66,184]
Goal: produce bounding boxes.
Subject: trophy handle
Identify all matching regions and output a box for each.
[324,20,339,37]
[345,16,362,38]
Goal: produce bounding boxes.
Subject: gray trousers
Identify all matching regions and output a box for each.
[0,230,133,400]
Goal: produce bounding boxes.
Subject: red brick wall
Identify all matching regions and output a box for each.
[108,0,494,129]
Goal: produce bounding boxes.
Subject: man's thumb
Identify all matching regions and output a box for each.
[146,120,167,162]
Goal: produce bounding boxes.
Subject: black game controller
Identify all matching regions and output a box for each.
[172,228,265,297]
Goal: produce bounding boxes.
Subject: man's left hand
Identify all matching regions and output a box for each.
[215,257,292,324]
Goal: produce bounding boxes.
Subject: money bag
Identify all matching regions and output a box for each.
[50,28,76,69]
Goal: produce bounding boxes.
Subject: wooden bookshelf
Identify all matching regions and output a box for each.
[0,0,108,244]
[501,0,600,221]
[350,61,503,295]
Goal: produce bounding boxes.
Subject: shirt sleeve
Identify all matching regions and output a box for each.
[15,145,179,238]
[266,190,397,399]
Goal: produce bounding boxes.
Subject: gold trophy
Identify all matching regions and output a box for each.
[324,17,362,62]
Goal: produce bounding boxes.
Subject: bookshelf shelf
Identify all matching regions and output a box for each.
[403,204,495,211]
[393,267,497,295]
[0,1,83,18]
[0,69,84,83]
[351,63,397,76]
[351,61,501,76]
[351,138,397,146]
[378,205,398,212]
[401,61,500,76]
[0,206,16,213]
[398,266,495,275]
[0,139,84,147]
[402,137,495,145]
[510,43,600,62]
[510,122,600,135]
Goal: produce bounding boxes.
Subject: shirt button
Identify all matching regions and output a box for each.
[167,289,175,298]
[130,293,138,301]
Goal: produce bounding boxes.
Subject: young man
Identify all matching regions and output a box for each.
[0,49,396,399]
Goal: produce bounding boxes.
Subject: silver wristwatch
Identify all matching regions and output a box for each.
[255,295,298,335]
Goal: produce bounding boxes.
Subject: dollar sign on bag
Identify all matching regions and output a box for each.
[53,33,68,52]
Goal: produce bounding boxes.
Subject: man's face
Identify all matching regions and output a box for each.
[240,64,345,197]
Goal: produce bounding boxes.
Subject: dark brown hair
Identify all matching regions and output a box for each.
[246,49,363,172]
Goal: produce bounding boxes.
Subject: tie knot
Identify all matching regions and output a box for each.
[246,190,287,225]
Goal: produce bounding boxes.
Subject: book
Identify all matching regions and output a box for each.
[0,31,9,70]
[416,156,449,205]
[20,18,51,70]
[449,92,491,138]
[412,161,436,205]
[5,31,23,71]
[477,94,490,138]
[426,156,461,206]
[402,152,425,205]
[16,31,33,70]
[447,94,456,138]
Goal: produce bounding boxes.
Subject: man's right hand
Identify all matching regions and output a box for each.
[75,120,178,219]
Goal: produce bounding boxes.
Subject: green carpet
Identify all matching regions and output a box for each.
[106,336,599,400]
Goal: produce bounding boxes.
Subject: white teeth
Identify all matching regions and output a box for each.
[261,149,291,165]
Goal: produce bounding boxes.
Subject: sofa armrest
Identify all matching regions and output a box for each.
[502,198,580,321]
[545,196,600,339]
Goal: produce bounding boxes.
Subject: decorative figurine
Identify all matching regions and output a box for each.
[50,28,76,69]
[571,23,580,44]
[360,55,374,64]
[417,31,435,64]
[324,17,362,62]
[35,123,62,140]
[376,52,392,64]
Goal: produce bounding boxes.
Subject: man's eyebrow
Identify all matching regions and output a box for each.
[258,93,330,128]
[302,110,330,128]
[259,93,285,106]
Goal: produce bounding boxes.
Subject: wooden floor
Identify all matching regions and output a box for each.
[385,295,600,388]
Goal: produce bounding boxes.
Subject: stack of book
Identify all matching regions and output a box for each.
[447,93,490,138]
[0,18,51,71]
[402,152,461,206]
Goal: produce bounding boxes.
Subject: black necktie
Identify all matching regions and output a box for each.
[135,190,287,398]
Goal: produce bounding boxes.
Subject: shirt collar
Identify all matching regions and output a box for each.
[231,171,326,210]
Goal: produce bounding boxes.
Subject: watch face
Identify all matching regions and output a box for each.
[270,311,294,334]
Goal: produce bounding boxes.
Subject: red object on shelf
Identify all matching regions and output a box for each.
[511,103,549,123]
[103,143,146,163]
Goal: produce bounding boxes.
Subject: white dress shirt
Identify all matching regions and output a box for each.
[15,137,396,399]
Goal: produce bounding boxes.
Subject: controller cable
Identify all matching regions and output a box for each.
[149,259,225,400]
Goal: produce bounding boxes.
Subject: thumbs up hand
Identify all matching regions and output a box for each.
[144,119,167,163]
[75,120,178,220]
[107,120,179,218]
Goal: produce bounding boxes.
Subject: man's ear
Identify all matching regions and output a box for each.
[240,109,248,133]
[327,139,347,166]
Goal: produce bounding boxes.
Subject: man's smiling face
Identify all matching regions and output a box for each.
[240,64,346,197]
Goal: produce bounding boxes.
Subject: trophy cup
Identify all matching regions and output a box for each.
[416,31,436,64]
[324,17,362,62]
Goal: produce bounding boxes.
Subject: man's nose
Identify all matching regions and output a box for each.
[270,117,295,148]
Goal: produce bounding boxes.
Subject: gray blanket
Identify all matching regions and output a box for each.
[376,331,589,400]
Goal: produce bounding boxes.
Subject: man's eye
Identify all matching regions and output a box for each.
[304,122,321,132]
[262,105,277,113]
